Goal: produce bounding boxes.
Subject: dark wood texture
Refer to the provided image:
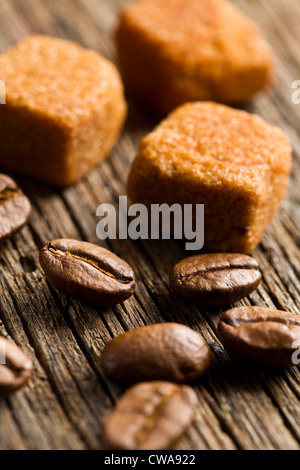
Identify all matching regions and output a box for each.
[0,0,299,450]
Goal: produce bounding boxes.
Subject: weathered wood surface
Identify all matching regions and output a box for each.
[0,0,299,450]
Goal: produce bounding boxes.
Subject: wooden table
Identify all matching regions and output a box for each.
[0,0,299,451]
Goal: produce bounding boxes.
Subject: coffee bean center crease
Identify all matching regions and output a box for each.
[48,246,132,284]
[179,264,258,279]
[133,389,177,445]
[0,189,18,204]
[222,317,300,327]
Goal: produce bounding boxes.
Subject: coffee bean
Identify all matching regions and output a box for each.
[0,174,31,242]
[39,239,135,306]
[103,381,197,450]
[170,253,262,306]
[0,337,33,395]
[101,323,211,385]
[218,306,300,367]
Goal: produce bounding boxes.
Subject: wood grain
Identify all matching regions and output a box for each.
[0,0,299,450]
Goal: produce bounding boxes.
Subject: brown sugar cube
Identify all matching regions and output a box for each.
[116,0,274,115]
[127,102,292,254]
[0,35,127,187]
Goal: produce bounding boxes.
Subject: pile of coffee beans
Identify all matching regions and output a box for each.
[0,173,300,450]
[100,253,300,450]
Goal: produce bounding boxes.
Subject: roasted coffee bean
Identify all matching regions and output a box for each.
[0,337,33,395]
[218,306,300,367]
[39,239,135,306]
[0,174,31,242]
[103,381,197,450]
[101,323,211,385]
[170,253,262,306]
